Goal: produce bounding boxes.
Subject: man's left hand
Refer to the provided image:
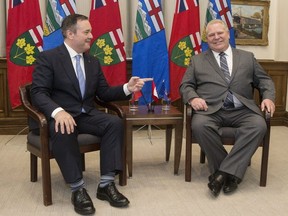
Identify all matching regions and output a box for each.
[261,99,275,117]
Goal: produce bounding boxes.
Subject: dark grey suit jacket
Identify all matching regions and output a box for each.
[30,44,129,126]
[180,48,275,115]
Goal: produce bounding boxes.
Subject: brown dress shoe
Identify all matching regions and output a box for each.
[71,188,95,215]
[97,182,130,207]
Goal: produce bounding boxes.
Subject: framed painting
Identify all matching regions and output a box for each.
[231,0,270,46]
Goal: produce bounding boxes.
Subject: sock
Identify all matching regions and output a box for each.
[99,172,115,188]
[70,179,85,192]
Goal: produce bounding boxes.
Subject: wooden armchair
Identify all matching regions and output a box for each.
[19,83,126,206]
[185,100,271,187]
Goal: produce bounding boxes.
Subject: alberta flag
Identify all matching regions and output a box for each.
[169,0,201,101]
[89,0,126,86]
[6,0,43,108]
[43,0,76,50]
[132,0,169,104]
[202,0,235,51]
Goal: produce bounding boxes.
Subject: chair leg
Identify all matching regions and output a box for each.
[119,129,127,186]
[118,170,127,186]
[30,154,38,182]
[41,157,52,206]
[200,150,206,164]
[260,145,269,187]
[185,142,192,182]
[81,153,85,171]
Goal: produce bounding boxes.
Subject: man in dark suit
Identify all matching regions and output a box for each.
[180,19,275,197]
[31,14,149,215]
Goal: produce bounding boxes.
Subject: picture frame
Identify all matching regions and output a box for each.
[231,0,270,46]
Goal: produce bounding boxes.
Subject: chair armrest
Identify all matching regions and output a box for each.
[185,104,193,143]
[185,104,193,124]
[263,109,271,144]
[19,85,48,128]
[94,96,125,119]
[19,84,50,155]
[264,110,271,125]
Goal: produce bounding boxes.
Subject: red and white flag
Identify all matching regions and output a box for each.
[6,0,43,108]
[169,0,201,101]
[152,81,159,102]
[89,0,126,86]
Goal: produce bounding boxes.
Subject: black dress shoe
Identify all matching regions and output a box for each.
[71,188,95,215]
[223,175,241,194]
[208,172,217,182]
[97,182,130,207]
[208,172,226,197]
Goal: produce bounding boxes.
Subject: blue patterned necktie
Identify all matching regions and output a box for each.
[75,55,85,98]
[219,52,234,109]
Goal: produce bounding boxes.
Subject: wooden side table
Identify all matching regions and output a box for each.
[122,105,183,178]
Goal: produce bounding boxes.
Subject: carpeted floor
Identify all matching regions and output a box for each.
[0,126,287,216]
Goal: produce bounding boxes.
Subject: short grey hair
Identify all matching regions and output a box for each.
[205,19,229,35]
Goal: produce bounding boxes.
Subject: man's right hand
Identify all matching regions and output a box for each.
[54,110,77,134]
[190,98,208,111]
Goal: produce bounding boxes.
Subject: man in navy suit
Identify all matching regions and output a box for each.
[180,19,275,197]
[31,14,149,215]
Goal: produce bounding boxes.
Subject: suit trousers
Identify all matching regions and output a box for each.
[191,107,267,179]
[49,111,123,184]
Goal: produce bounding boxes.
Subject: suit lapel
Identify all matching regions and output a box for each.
[205,50,227,82]
[83,53,93,97]
[231,48,240,81]
[58,45,82,97]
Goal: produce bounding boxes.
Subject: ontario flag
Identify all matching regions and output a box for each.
[201,0,235,51]
[89,0,126,86]
[169,0,201,101]
[6,0,43,108]
[132,0,169,105]
[43,0,76,50]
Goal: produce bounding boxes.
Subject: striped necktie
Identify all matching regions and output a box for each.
[75,55,85,98]
[219,52,234,109]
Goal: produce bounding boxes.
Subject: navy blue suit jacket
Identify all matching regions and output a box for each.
[30,44,128,129]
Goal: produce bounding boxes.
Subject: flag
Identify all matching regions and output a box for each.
[158,80,169,101]
[201,0,235,51]
[89,0,127,86]
[6,0,43,108]
[152,81,159,102]
[169,0,201,101]
[134,91,143,101]
[43,0,76,50]
[131,91,143,102]
[132,0,169,105]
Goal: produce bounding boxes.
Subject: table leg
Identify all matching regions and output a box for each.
[165,125,172,161]
[119,126,127,186]
[174,121,183,175]
[126,123,133,177]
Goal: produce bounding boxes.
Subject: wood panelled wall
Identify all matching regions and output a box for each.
[0,58,287,135]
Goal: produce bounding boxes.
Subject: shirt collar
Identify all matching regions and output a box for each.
[211,45,232,58]
[64,42,83,59]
